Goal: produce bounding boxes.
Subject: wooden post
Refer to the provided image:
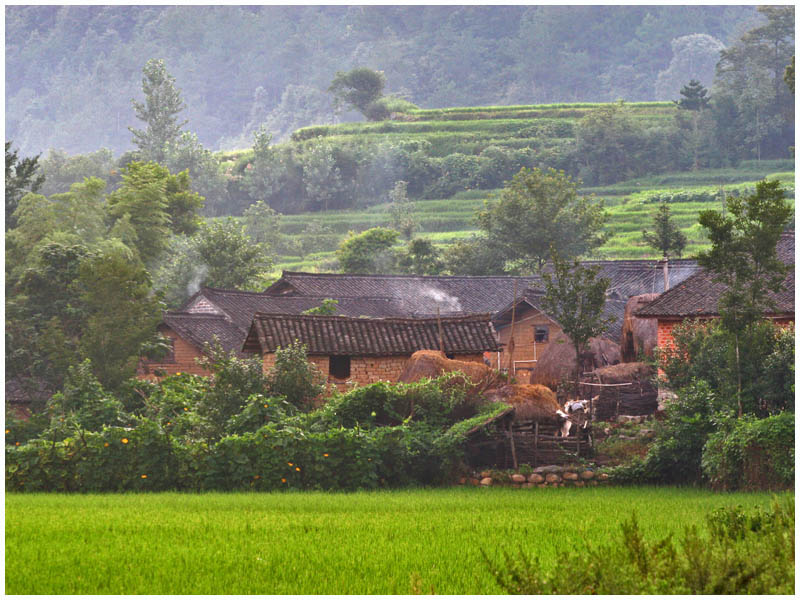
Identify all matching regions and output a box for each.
[436,306,443,353]
[507,279,518,374]
[507,420,518,471]
[533,421,539,469]
[576,430,581,457]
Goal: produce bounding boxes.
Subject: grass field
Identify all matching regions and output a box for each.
[5,487,784,594]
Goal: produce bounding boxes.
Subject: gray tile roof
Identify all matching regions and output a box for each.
[162,312,247,356]
[243,313,501,356]
[636,232,794,318]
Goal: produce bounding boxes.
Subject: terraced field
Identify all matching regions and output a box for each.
[273,161,794,272]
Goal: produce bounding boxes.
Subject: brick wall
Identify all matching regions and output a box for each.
[495,306,562,373]
[138,328,211,380]
[262,351,486,393]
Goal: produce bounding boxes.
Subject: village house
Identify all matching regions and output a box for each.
[635,231,795,351]
[241,313,501,390]
[139,287,410,378]
[491,288,627,375]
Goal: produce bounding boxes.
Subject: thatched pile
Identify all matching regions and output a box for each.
[621,294,659,362]
[484,384,560,423]
[582,361,658,420]
[529,332,621,389]
[398,350,499,387]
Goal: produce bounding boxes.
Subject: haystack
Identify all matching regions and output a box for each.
[398,350,498,387]
[484,384,560,423]
[529,332,621,390]
[621,294,659,362]
[588,361,655,386]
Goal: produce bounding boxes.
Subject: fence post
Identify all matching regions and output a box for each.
[507,420,518,471]
[534,421,539,469]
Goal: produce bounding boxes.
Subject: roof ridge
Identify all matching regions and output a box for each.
[280,270,540,280]
[165,310,231,319]
[252,312,492,323]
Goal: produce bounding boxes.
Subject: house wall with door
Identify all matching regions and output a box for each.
[494,305,562,374]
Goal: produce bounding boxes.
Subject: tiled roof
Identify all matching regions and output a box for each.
[636,232,794,318]
[182,287,408,330]
[264,260,700,315]
[162,312,247,356]
[243,313,501,356]
[493,289,628,341]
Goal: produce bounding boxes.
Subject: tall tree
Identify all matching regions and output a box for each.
[697,179,792,415]
[642,200,687,290]
[129,58,188,164]
[540,251,613,392]
[387,180,417,240]
[674,80,711,170]
[476,167,608,273]
[328,67,387,120]
[5,141,44,229]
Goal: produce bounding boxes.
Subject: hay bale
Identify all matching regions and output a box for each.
[485,384,560,422]
[529,333,621,389]
[584,362,658,419]
[621,294,659,362]
[398,350,497,386]
[589,362,655,386]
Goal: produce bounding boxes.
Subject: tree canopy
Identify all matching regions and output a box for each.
[477,167,608,273]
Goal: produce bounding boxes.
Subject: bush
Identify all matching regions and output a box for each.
[265,341,326,410]
[483,496,794,594]
[702,412,795,491]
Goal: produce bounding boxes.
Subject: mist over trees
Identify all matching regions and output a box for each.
[6,5,761,157]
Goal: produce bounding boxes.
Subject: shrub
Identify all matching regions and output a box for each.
[483,496,794,594]
[702,412,795,491]
[46,360,128,431]
[265,341,326,410]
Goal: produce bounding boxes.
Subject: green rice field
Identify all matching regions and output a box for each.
[5,487,784,595]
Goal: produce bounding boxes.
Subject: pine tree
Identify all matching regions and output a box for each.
[642,200,687,290]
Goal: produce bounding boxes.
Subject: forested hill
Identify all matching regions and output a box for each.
[6,5,760,157]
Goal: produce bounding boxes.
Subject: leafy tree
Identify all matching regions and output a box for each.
[387,180,417,240]
[302,140,344,212]
[298,221,338,258]
[655,34,725,100]
[476,167,607,273]
[784,55,794,94]
[192,219,273,290]
[336,227,398,273]
[697,179,792,414]
[243,199,284,252]
[442,235,510,276]
[129,58,188,164]
[265,341,325,411]
[642,200,687,289]
[540,251,613,390]
[5,141,44,229]
[106,162,203,265]
[328,67,387,120]
[164,132,225,216]
[38,148,117,197]
[242,126,288,204]
[397,238,444,275]
[76,243,165,389]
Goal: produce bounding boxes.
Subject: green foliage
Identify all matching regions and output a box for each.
[702,412,794,491]
[697,179,792,336]
[336,227,399,273]
[5,141,44,229]
[641,200,687,258]
[46,360,128,431]
[129,58,188,164]
[484,497,794,594]
[386,180,417,240]
[302,298,339,315]
[328,67,387,119]
[265,341,325,411]
[193,219,273,289]
[477,167,608,272]
[541,252,613,387]
[397,238,444,275]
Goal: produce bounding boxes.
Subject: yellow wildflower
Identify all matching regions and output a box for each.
[288,462,293,466]
[281,478,286,483]
[121,438,129,444]
[254,475,261,480]
[323,453,329,457]
[5,429,9,434]
[15,442,20,446]
[295,467,301,472]
[183,407,188,411]
[176,372,182,376]
[141,474,147,479]
[104,442,109,447]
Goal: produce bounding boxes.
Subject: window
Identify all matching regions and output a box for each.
[329,355,351,379]
[534,326,549,343]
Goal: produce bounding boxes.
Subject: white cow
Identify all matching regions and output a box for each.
[556,396,598,437]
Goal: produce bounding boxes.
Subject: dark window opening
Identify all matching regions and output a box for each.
[329,355,351,379]
[163,338,176,363]
[445,353,455,359]
[534,326,549,343]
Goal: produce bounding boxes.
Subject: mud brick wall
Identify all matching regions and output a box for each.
[139,330,210,380]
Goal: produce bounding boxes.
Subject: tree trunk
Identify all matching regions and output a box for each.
[735,333,742,417]
[663,256,670,291]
